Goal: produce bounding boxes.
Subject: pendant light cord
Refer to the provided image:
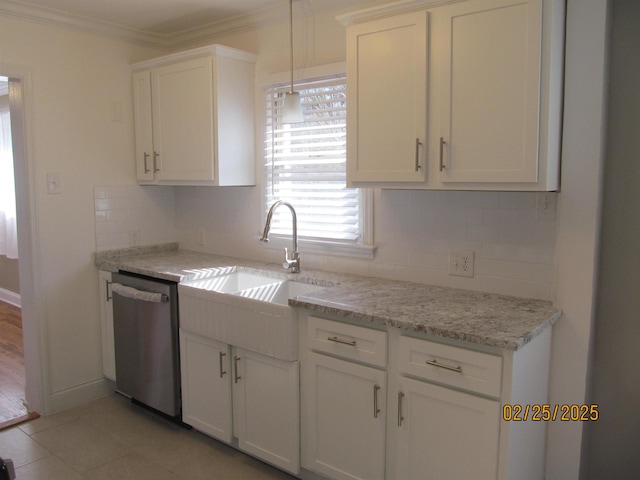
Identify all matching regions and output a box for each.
[289,0,294,94]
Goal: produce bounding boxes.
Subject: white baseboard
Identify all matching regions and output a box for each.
[47,377,115,415]
[0,287,20,307]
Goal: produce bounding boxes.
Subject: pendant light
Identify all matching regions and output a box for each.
[282,0,304,123]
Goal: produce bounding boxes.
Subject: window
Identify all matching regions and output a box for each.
[0,78,18,259]
[264,73,372,257]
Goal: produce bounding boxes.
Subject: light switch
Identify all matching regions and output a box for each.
[110,100,123,122]
[47,173,61,194]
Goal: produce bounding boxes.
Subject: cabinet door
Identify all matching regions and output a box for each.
[233,348,300,474]
[396,377,500,479]
[132,71,155,182]
[346,11,428,184]
[151,57,216,182]
[98,271,115,381]
[179,331,232,442]
[304,352,386,480]
[435,0,542,185]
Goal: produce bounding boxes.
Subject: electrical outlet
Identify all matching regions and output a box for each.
[46,173,62,194]
[449,250,475,277]
[129,231,139,247]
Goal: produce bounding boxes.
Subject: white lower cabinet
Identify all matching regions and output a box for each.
[304,352,387,480]
[180,332,232,442]
[179,330,299,474]
[391,334,502,479]
[395,377,500,479]
[302,315,552,480]
[233,348,300,474]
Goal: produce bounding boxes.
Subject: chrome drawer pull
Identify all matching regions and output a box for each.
[373,384,381,419]
[327,336,357,347]
[153,151,160,172]
[143,152,150,173]
[219,351,227,378]
[426,359,462,373]
[105,280,113,302]
[234,356,241,383]
[415,138,422,171]
[439,137,447,171]
[398,391,405,427]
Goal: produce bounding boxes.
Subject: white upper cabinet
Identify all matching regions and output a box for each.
[345,10,428,183]
[132,71,154,182]
[132,45,256,186]
[340,0,565,191]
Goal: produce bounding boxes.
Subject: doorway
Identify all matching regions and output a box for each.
[0,68,44,422]
[0,76,33,428]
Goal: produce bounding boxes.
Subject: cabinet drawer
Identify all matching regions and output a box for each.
[308,317,387,368]
[399,336,502,397]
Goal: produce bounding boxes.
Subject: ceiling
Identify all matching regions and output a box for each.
[4,0,284,34]
[0,0,380,47]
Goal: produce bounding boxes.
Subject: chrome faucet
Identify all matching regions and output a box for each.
[260,201,300,273]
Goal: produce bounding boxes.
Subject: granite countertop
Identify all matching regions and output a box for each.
[96,244,561,351]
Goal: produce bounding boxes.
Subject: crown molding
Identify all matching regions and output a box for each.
[336,0,463,26]
[167,0,401,49]
[0,0,291,49]
[0,0,168,47]
[164,6,285,51]
[1,0,392,50]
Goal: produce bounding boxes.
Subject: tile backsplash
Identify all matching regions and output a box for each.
[369,190,557,300]
[94,185,177,251]
[94,185,557,301]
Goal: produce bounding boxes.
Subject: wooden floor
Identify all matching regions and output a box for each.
[0,300,37,428]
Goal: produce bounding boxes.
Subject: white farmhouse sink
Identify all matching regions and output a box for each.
[235,279,323,306]
[182,271,281,294]
[178,270,324,361]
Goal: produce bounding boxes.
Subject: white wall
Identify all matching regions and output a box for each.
[584,0,640,477]
[0,14,165,412]
[546,1,609,478]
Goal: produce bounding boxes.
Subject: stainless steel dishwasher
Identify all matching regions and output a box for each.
[111,271,181,420]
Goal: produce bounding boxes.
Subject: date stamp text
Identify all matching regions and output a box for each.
[502,404,599,421]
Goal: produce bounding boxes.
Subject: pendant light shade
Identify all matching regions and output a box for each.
[283,91,304,123]
[283,0,304,124]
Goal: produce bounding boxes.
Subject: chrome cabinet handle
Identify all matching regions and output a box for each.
[373,384,381,419]
[219,352,227,378]
[439,137,447,171]
[398,391,405,426]
[143,152,150,173]
[153,151,160,172]
[415,138,422,171]
[234,356,241,383]
[426,359,462,373]
[327,336,356,347]
[105,280,112,302]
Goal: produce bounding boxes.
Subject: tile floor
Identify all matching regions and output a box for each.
[0,393,296,479]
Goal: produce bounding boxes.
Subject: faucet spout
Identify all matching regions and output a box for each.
[260,201,300,273]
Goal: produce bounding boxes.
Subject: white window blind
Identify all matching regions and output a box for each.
[265,74,362,244]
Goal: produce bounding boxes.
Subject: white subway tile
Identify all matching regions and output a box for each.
[92,185,557,301]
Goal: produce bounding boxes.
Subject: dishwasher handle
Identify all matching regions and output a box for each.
[111,283,168,303]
